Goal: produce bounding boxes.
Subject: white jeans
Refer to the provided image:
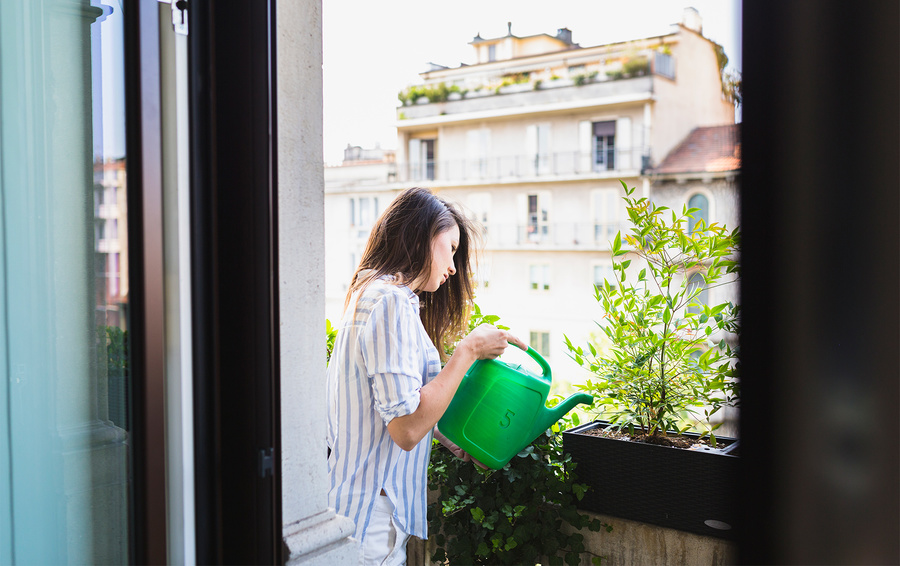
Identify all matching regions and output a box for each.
[360,494,409,566]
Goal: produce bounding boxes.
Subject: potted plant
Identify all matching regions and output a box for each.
[562,181,741,539]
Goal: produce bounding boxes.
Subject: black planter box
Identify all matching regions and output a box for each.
[563,421,739,540]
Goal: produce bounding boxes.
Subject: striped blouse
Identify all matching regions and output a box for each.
[326,278,441,542]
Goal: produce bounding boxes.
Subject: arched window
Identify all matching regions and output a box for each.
[687,272,708,314]
[688,193,710,233]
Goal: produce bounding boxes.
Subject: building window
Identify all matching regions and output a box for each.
[465,128,490,179]
[350,196,379,228]
[526,123,551,175]
[593,188,620,244]
[530,331,551,356]
[530,264,550,291]
[526,193,550,243]
[687,271,708,314]
[593,263,617,291]
[408,138,435,181]
[467,192,491,235]
[593,121,616,171]
[488,44,496,62]
[687,193,710,233]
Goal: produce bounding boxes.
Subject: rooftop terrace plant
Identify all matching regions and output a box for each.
[565,181,740,445]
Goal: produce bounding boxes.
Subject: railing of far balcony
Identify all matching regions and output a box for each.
[396,147,648,184]
[479,221,627,250]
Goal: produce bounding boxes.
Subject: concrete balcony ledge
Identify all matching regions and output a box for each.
[409,510,737,566]
[397,77,653,127]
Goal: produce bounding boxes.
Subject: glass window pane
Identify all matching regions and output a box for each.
[688,193,709,233]
[0,2,131,562]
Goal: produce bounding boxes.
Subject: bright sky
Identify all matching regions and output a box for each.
[323,0,742,164]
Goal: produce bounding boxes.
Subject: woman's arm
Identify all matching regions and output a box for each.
[387,325,527,451]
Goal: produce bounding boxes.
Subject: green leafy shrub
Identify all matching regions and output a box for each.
[429,411,610,565]
[622,57,650,76]
[573,71,598,86]
[397,82,464,105]
[565,181,740,444]
[325,318,337,363]
[430,305,611,565]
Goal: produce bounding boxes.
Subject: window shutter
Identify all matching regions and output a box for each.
[408,138,421,180]
[516,193,528,243]
[537,124,551,174]
[615,116,632,169]
[525,124,537,176]
[579,121,592,172]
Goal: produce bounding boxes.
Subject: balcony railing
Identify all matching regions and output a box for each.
[482,221,627,249]
[398,147,647,184]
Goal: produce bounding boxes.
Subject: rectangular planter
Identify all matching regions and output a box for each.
[563,421,739,540]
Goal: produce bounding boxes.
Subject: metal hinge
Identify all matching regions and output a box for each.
[158,0,188,36]
[259,447,274,478]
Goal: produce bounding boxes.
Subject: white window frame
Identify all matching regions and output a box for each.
[529,264,551,291]
[591,188,621,246]
[525,123,551,175]
[592,261,617,292]
[522,192,551,244]
[529,330,551,357]
[408,137,436,181]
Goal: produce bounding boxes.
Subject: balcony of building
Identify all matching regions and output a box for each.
[396,50,673,126]
[392,146,647,186]
[481,220,626,251]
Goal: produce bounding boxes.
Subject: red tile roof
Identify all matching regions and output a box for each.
[653,124,741,175]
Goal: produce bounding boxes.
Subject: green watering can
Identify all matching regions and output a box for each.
[438,346,593,469]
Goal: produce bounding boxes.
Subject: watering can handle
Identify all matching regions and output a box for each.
[521,345,552,382]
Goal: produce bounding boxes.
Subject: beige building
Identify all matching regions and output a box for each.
[325,8,738,391]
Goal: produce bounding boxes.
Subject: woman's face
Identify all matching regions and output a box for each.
[416,223,460,293]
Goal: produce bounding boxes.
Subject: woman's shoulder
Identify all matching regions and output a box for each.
[360,279,414,303]
[355,279,417,313]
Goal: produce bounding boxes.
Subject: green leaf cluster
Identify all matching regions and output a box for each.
[100,325,128,377]
[430,306,610,566]
[397,82,466,106]
[325,318,338,363]
[429,419,610,566]
[566,181,741,443]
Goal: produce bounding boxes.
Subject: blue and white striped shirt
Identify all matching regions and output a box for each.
[326,279,441,542]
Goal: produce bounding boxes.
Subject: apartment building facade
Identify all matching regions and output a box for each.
[325,9,737,390]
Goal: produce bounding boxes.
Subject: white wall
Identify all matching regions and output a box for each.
[279,0,358,562]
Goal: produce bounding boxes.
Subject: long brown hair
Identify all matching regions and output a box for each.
[345,187,478,359]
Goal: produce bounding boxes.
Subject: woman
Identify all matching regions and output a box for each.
[326,187,525,565]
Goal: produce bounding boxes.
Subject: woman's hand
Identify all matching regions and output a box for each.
[386,325,526,452]
[458,324,527,361]
[434,427,488,469]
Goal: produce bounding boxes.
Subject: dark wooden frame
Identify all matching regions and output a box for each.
[125,2,168,563]
[189,0,282,563]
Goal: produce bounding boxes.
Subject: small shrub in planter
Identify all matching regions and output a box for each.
[566,180,740,443]
[562,181,741,537]
[622,56,650,77]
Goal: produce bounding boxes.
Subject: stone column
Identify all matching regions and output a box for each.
[277,0,358,563]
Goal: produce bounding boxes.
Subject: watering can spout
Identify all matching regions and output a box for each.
[532,392,594,437]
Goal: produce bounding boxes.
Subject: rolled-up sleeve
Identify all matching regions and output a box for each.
[358,289,423,425]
